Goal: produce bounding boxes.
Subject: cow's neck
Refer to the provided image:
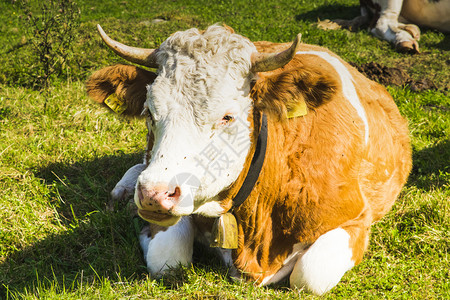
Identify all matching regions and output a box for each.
[217,109,302,283]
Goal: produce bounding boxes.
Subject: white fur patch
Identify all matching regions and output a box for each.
[140,216,195,277]
[193,200,224,217]
[289,228,355,295]
[260,243,308,286]
[111,163,146,201]
[296,51,369,145]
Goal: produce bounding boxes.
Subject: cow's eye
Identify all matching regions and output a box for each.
[222,115,235,123]
[214,114,236,129]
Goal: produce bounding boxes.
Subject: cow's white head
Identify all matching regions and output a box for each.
[97,25,301,226]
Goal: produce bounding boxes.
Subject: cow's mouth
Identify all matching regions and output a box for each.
[137,209,180,225]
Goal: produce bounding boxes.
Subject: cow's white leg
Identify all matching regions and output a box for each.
[140,216,194,278]
[289,228,356,295]
[111,163,147,201]
[370,0,419,53]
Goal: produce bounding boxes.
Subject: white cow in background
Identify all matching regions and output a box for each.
[334,0,450,53]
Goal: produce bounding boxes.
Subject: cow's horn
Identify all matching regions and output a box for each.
[97,24,158,68]
[250,33,302,73]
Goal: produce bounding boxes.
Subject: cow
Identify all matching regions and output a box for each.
[86,24,412,295]
[333,0,450,53]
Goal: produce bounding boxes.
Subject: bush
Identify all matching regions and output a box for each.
[19,0,80,89]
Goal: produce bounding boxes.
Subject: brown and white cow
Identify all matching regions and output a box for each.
[86,25,412,295]
[334,0,450,53]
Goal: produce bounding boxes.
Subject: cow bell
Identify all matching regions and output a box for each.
[210,213,238,249]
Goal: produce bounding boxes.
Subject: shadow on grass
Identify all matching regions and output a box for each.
[435,33,450,51]
[295,4,360,23]
[408,139,450,190]
[35,151,145,218]
[2,139,446,297]
[0,152,227,297]
[0,152,147,297]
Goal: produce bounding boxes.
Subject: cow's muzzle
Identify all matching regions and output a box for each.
[136,183,182,225]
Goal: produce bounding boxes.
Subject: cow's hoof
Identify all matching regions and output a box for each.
[330,15,368,31]
[111,185,132,201]
[400,24,420,40]
[396,40,420,54]
[108,186,134,211]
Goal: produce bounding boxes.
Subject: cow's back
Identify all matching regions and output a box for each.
[349,61,411,221]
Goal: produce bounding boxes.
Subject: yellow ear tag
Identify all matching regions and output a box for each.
[287,99,308,118]
[210,213,238,249]
[104,94,127,114]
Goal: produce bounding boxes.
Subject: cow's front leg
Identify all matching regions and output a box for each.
[111,163,147,201]
[372,17,420,53]
[289,221,370,295]
[370,1,420,53]
[140,216,195,278]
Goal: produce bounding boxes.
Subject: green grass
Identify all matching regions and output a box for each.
[1,0,449,299]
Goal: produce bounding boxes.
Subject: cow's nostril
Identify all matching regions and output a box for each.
[168,186,181,198]
[137,183,181,212]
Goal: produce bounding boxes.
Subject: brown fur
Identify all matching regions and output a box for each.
[86,40,411,284]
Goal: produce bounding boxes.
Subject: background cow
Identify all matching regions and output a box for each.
[86,24,412,295]
[333,0,450,53]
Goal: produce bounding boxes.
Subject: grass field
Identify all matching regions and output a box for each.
[1,0,449,299]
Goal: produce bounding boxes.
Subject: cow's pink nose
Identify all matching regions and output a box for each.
[137,184,181,213]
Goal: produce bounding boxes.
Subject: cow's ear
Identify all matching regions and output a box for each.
[251,68,338,120]
[86,64,157,117]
